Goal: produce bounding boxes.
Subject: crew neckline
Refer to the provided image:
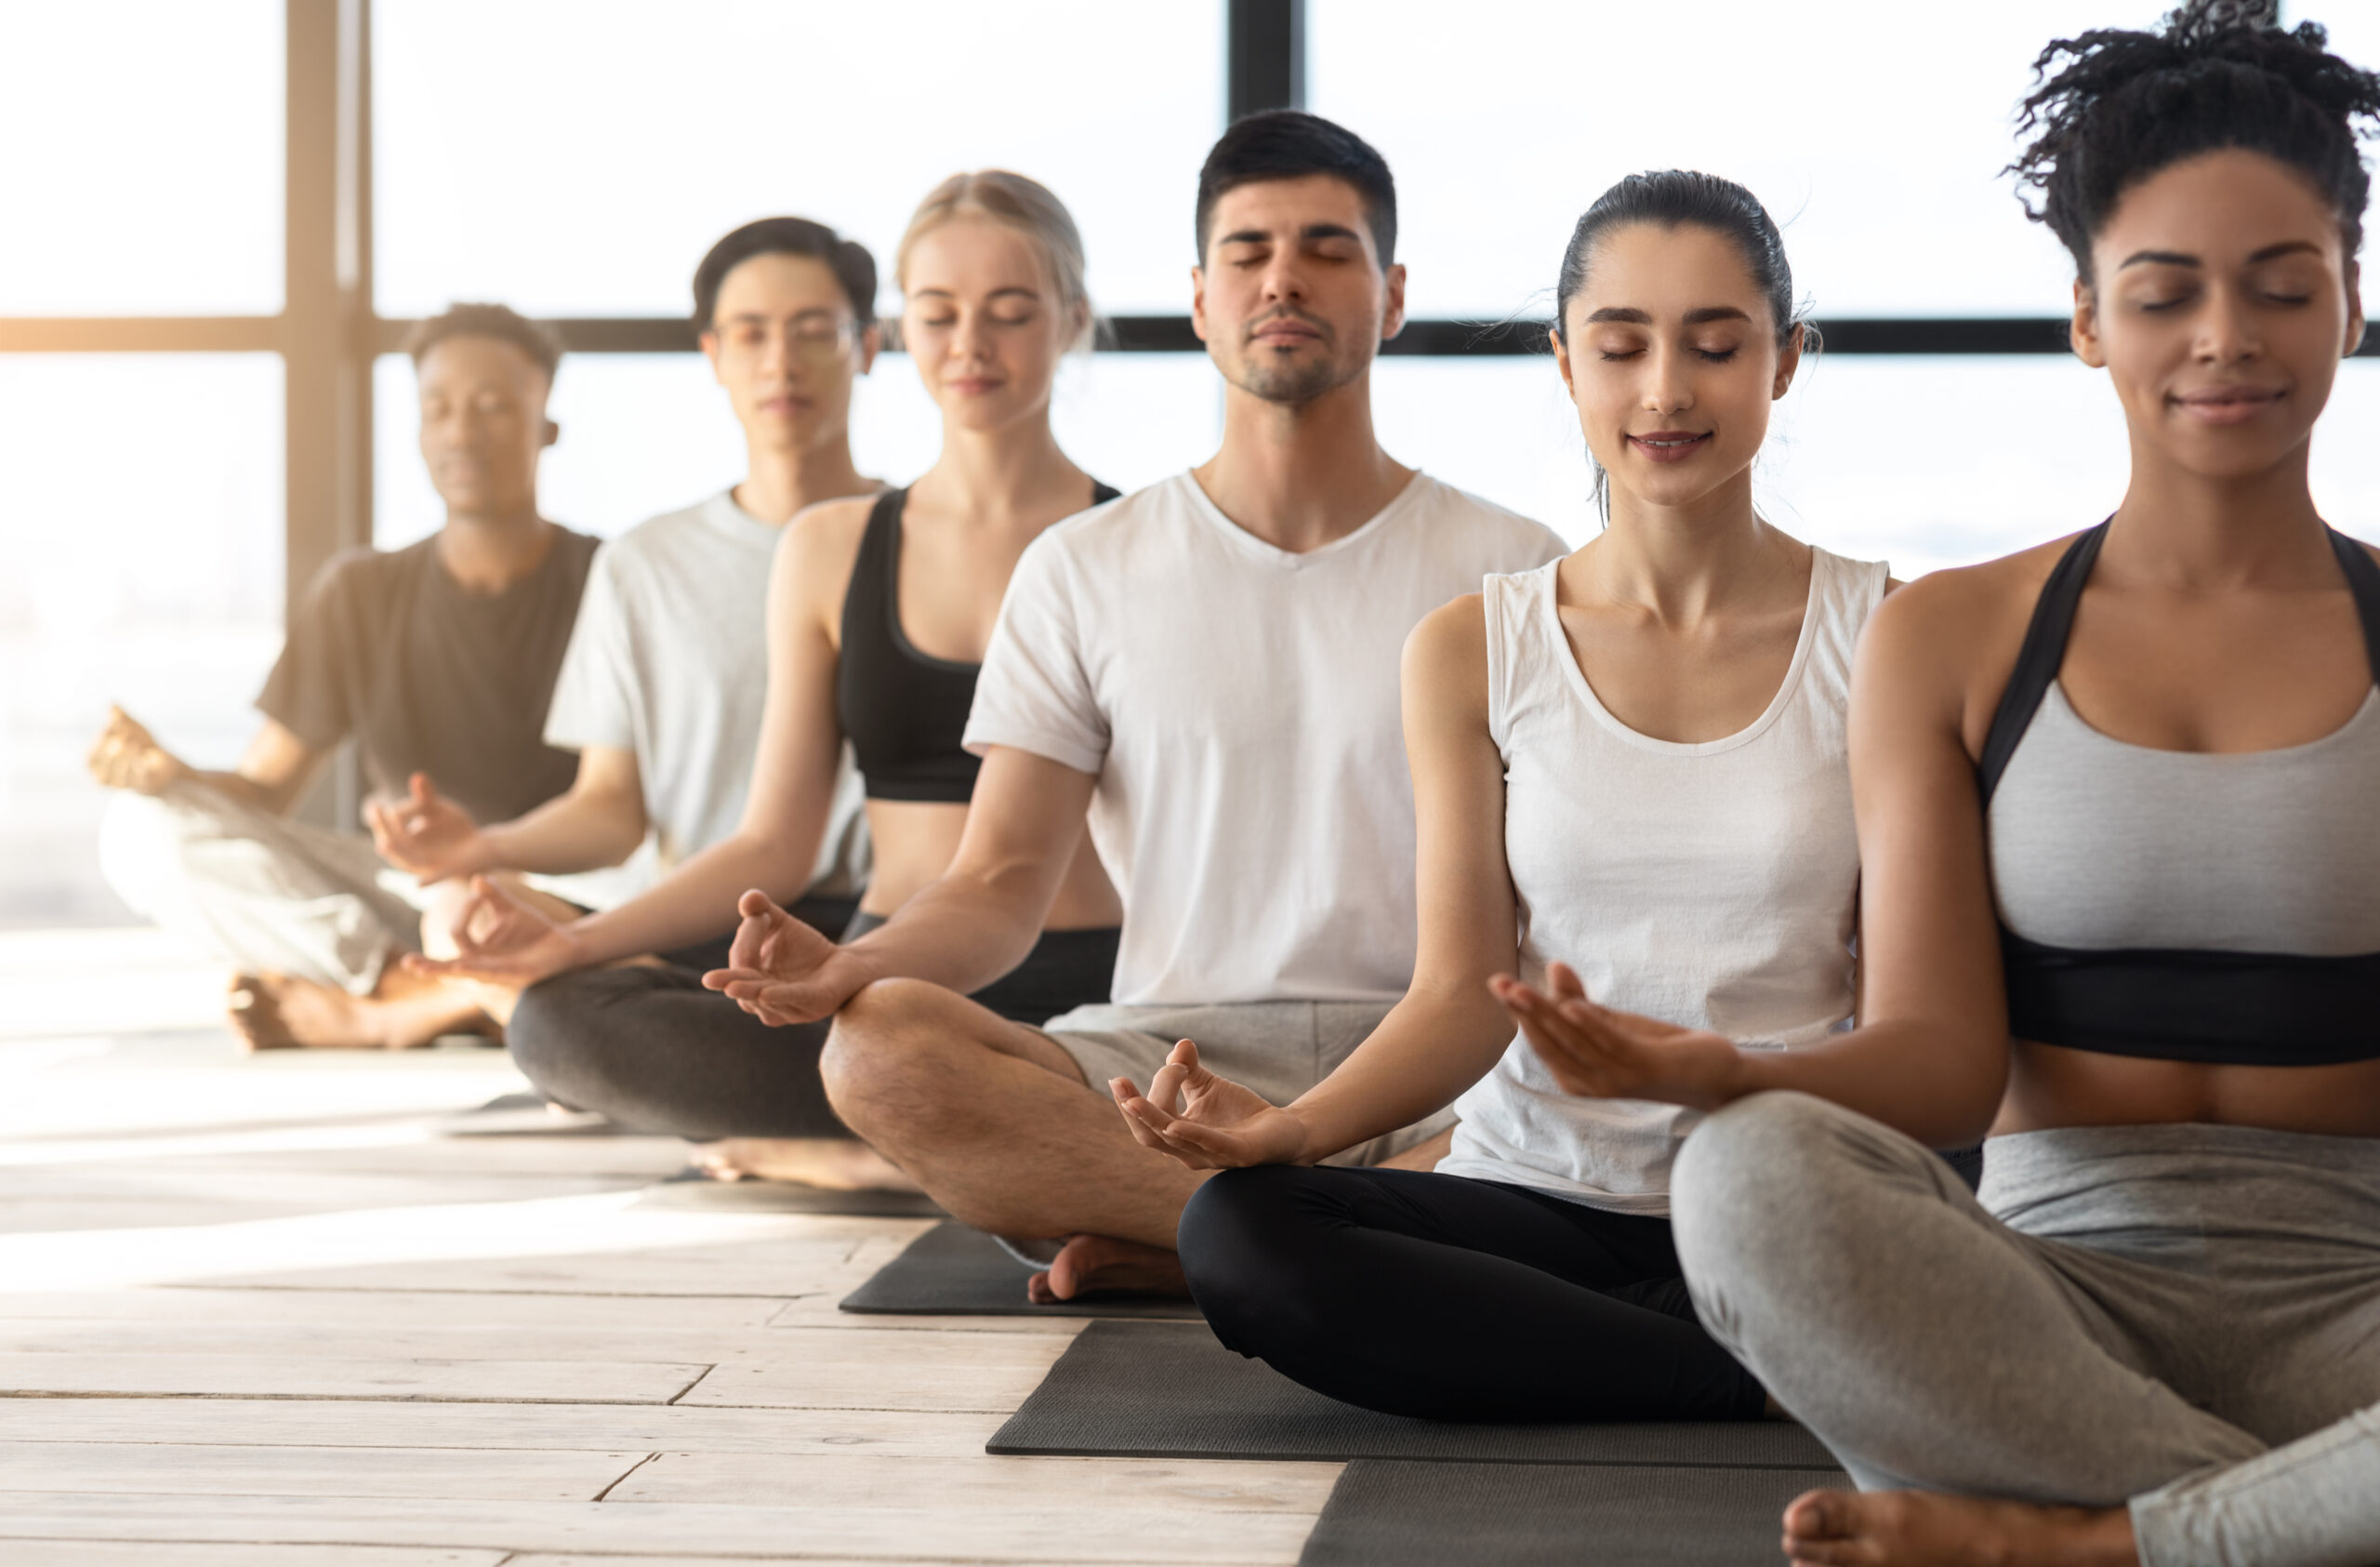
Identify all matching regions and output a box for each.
[1176,469,1431,568]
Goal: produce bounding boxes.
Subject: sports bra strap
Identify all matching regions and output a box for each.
[1977,522,2109,807]
[2326,527,2380,688]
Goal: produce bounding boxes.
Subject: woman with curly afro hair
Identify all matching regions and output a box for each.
[1476,4,2380,1562]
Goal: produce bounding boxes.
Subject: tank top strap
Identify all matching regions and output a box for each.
[1803,548,1888,678]
[836,486,908,658]
[2326,527,2380,687]
[1977,520,2109,808]
[1480,562,1555,755]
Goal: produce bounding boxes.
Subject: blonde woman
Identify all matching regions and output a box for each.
[411,173,1122,1189]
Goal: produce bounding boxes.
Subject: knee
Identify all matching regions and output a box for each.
[818,978,971,1135]
[504,971,627,1102]
[1674,1094,1851,1248]
[1177,1166,1328,1345]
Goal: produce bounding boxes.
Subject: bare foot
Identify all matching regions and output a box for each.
[1026,1233,1189,1304]
[691,1138,922,1193]
[1781,1488,2136,1567]
[226,970,493,1051]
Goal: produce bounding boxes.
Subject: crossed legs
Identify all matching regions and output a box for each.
[1672,1093,2380,1567]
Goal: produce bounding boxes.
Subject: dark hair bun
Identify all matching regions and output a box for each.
[2009,4,2380,279]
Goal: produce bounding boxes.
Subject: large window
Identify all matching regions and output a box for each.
[6,0,2376,932]
[0,2,284,315]
[373,1,1226,319]
[1311,0,2180,321]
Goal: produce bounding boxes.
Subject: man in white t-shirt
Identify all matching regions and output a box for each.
[378,219,876,1016]
[703,113,1564,1297]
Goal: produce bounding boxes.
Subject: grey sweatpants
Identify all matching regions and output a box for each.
[1673,1093,2380,1567]
[99,782,425,994]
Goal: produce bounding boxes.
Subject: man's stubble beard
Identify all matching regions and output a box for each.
[1227,344,1362,407]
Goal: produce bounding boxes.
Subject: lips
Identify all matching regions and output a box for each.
[2173,385,2284,426]
[1627,431,1712,463]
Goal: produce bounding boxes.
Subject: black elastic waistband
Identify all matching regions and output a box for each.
[2002,928,2380,1066]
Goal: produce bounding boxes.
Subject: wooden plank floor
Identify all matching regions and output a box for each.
[0,929,1338,1564]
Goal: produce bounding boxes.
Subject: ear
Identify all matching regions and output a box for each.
[1550,326,1578,402]
[1381,260,1408,342]
[2069,276,2108,369]
[698,327,726,385]
[540,418,560,450]
[856,323,881,376]
[1772,325,1805,401]
[1190,264,1210,345]
[2344,259,2366,359]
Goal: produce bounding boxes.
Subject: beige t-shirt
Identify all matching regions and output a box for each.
[965,471,1565,1006]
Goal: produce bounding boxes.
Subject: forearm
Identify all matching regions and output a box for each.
[1725,1020,2007,1149]
[836,867,1050,998]
[1286,983,1512,1161]
[477,791,644,877]
[565,828,819,969]
[185,767,289,815]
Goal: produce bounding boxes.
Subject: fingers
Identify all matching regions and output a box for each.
[1544,960,1588,1003]
[737,888,784,920]
[409,771,435,806]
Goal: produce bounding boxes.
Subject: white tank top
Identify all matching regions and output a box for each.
[1436,548,1885,1215]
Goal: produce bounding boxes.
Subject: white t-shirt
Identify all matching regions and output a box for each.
[544,489,868,901]
[965,470,1566,1005]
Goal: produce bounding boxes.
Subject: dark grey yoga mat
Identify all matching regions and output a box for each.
[1300,1460,1854,1566]
[840,1220,1206,1319]
[988,1320,1837,1467]
[633,1167,945,1217]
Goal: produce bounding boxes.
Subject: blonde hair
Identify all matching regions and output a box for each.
[895,170,1098,351]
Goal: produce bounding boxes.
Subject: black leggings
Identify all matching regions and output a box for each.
[1177,1163,1770,1424]
[506,901,1117,1141]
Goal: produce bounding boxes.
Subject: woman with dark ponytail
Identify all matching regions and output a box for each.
[1110,170,1904,1423]
[1475,5,2380,1562]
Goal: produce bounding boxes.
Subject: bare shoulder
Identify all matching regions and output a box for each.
[1860,532,2089,746]
[774,493,880,615]
[1403,592,1493,719]
[1407,591,1489,667]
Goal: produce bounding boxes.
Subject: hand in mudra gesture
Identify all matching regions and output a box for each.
[367,773,484,883]
[1112,1039,1311,1169]
[1492,961,1745,1111]
[403,875,588,988]
[701,890,857,1027]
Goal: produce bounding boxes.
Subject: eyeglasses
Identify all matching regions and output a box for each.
[716,313,860,361]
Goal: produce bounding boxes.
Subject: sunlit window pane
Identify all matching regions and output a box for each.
[0,3,283,314]
[1309,0,2181,321]
[375,351,1221,550]
[374,1,1223,321]
[0,355,284,924]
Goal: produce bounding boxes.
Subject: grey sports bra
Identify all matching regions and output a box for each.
[1977,522,2380,1067]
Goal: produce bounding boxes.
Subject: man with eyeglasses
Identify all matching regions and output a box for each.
[365,219,879,1035]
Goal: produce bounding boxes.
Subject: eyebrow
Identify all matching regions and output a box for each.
[721,307,841,324]
[906,286,1041,302]
[1217,222,1365,246]
[2118,241,2326,271]
[1581,305,1752,325]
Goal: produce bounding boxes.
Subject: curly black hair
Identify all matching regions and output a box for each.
[2009,0,2380,284]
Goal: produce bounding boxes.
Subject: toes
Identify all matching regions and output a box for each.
[1784,1490,1856,1542]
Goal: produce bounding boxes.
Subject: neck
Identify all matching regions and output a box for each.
[1193,370,1410,552]
[735,426,870,525]
[2106,437,2334,590]
[1587,470,1783,623]
[433,508,554,594]
[912,408,1083,524]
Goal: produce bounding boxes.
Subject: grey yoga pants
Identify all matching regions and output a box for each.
[1670,1092,2380,1567]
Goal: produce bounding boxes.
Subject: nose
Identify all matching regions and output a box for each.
[947,307,994,364]
[1642,342,1697,415]
[2194,284,2263,365]
[1257,256,1307,308]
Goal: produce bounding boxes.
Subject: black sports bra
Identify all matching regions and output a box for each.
[836,482,1117,803]
[1977,521,2380,1067]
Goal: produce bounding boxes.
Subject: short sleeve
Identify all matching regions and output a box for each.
[541,543,641,753]
[961,532,1108,776]
[254,551,368,750]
